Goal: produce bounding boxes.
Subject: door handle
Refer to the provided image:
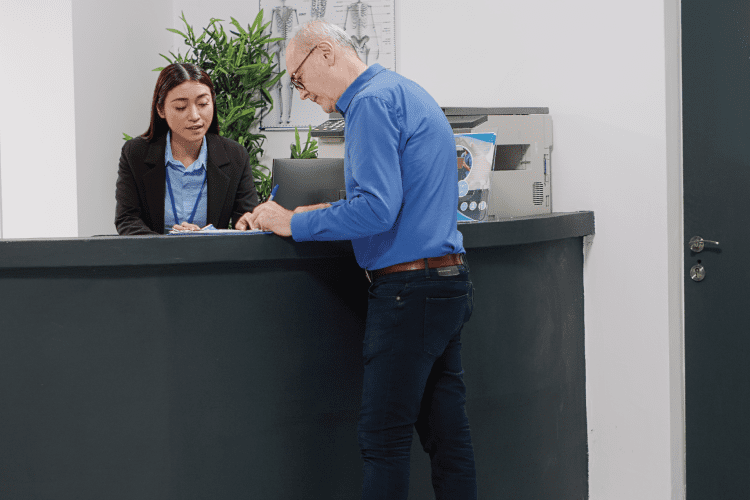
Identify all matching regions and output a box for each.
[689,236,720,253]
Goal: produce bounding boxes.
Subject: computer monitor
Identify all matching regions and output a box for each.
[271,158,346,210]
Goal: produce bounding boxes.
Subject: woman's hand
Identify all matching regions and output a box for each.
[172,221,203,231]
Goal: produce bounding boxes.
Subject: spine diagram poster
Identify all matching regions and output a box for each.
[258,0,396,130]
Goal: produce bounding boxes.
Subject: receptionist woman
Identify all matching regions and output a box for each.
[115,63,259,235]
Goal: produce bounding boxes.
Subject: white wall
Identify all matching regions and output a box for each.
[396,1,677,498]
[72,0,174,236]
[0,0,79,238]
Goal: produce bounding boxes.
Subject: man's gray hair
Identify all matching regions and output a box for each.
[291,20,359,59]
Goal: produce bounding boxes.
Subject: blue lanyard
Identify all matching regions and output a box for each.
[165,169,206,225]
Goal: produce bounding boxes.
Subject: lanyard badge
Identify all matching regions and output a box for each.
[166,170,206,225]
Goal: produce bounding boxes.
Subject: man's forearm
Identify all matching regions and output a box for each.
[294,203,331,214]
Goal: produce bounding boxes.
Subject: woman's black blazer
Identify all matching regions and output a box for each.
[115,133,259,235]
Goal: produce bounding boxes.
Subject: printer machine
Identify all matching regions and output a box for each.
[311,107,552,220]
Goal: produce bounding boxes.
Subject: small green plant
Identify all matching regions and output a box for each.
[290,126,318,159]
[125,11,283,201]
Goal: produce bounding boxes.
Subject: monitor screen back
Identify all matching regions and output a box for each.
[271,158,346,210]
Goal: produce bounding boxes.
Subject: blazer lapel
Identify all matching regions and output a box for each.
[143,135,167,232]
[205,134,231,226]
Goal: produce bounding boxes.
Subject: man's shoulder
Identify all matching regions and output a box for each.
[350,72,442,130]
[357,69,431,106]
[360,68,405,92]
[349,74,402,115]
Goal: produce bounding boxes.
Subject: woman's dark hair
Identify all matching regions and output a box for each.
[142,63,220,141]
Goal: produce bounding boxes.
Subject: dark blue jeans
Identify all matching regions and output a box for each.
[358,262,477,500]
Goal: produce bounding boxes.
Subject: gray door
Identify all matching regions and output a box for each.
[682,1,750,497]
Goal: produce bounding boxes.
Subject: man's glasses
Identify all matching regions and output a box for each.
[290,45,318,91]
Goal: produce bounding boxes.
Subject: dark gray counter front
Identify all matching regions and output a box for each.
[0,211,593,500]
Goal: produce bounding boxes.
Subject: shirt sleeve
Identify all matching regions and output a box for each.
[291,96,403,242]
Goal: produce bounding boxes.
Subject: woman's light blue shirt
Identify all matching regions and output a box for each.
[163,131,208,231]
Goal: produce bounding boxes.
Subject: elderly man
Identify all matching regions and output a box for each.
[237,20,477,500]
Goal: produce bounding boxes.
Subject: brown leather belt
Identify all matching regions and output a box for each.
[367,253,465,281]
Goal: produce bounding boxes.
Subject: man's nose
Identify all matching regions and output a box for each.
[298,88,310,100]
[188,105,200,120]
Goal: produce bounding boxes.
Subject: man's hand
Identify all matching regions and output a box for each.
[235,201,293,237]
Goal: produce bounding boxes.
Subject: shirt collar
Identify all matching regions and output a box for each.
[165,130,207,173]
[336,63,387,116]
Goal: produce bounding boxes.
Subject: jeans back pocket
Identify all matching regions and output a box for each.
[423,293,471,357]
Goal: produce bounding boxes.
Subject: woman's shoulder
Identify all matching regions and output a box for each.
[121,135,150,154]
[120,135,167,169]
[206,133,249,159]
[208,133,242,148]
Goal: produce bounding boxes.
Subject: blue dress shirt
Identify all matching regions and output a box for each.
[163,130,208,231]
[290,64,465,270]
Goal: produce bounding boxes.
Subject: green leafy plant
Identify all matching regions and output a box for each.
[290,126,318,159]
[125,11,283,200]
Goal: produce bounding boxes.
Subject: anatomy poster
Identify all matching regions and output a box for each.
[258,0,396,130]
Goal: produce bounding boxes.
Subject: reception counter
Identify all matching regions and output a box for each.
[0,211,593,500]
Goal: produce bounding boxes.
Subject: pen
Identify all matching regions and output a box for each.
[268,184,279,202]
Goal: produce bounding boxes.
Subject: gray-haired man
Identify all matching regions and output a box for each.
[240,20,478,500]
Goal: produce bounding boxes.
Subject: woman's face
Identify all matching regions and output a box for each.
[157,80,214,145]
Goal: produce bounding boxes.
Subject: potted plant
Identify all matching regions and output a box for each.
[290,126,319,159]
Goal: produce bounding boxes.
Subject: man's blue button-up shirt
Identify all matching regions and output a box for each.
[163,130,208,231]
[290,63,465,270]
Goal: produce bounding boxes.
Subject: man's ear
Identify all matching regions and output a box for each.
[318,40,336,66]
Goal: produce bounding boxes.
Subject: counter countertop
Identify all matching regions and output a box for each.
[0,211,594,270]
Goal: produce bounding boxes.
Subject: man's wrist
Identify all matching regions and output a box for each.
[290,210,315,241]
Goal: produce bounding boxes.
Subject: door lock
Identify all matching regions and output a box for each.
[690,264,706,282]
[689,236,720,253]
